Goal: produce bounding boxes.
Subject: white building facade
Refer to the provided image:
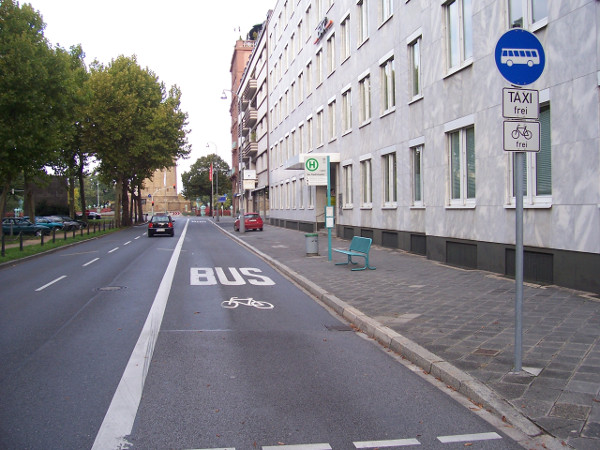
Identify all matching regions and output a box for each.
[242,0,600,294]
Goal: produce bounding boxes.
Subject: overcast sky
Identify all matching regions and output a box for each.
[27,0,275,191]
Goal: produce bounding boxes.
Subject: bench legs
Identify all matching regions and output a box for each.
[335,254,376,271]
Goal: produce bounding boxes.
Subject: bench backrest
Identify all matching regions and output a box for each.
[349,236,372,254]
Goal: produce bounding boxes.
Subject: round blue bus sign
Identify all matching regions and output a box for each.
[495,28,545,86]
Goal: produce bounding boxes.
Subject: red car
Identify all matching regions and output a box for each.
[234,212,263,231]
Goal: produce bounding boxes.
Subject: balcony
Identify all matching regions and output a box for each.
[244,107,257,127]
[242,140,258,158]
[243,79,257,101]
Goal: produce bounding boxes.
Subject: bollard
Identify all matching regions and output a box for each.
[19,232,23,251]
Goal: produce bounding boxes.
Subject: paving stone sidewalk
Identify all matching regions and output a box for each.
[217,218,600,450]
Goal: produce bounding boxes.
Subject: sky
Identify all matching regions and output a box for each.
[27,0,276,192]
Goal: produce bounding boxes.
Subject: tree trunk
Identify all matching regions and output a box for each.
[68,175,76,217]
[78,162,87,225]
[137,182,144,223]
[121,180,130,226]
[23,174,36,220]
[0,180,11,220]
[114,178,122,228]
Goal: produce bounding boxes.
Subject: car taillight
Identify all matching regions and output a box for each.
[149,223,153,228]
[168,222,173,227]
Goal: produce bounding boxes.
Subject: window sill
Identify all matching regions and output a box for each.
[531,18,548,33]
[360,205,373,210]
[357,37,369,51]
[380,107,396,118]
[444,58,473,79]
[342,129,352,137]
[382,205,398,210]
[410,206,425,210]
[408,94,423,105]
[504,202,552,209]
[446,203,476,210]
[378,14,393,30]
[342,205,353,210]
[359,119,372,129]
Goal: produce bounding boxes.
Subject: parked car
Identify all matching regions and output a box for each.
[2,217,49,236]
[147,214,174,237]
[46,216,81,231]
[34,216,64,231]
[87,212,102,220]
[234,212,264,232]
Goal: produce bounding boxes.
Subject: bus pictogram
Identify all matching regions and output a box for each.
[500,48,540,67]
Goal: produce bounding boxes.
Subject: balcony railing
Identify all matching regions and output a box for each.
[243,79,257,101]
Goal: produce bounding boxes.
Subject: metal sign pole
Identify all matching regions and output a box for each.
[514,151,524,372]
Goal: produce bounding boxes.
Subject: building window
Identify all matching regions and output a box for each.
[306,61,312,95]
[342,88,352,133]
[291,179,297,209]
[299,178,305,209]
[298,72,304,104]
[409,36,422,99]
[341,15,351,61]
[445,0,473,71]
[448,125,476,206]
[299,123,304,153]
[510,104,551,205]
[359,74,371,124]
[308,185,314,208]
[327,34,336,75]
[358,0,369,45]
[316,49,324,85]
[316,109,324,147]
[509,0,548,29]
[343,164,353,207]
[361,158,372,206]
[380,57,395,114]
[412,145,424,207]
[382,152,397,206]
[328,99,336,141]
[307,116,313,150]
[380,0,393,24]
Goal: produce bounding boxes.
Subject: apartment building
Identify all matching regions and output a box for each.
[237,19,272,217]
[233,0,600,294]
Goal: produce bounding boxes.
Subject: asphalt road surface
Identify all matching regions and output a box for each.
[0,218,524,449]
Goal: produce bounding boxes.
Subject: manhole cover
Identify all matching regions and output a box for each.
[97,286,126,291]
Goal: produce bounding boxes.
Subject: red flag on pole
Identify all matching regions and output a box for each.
[209,163,213,181]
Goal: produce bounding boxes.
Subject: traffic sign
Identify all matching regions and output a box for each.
[304,155,327,185]
[502,88,538,120]
[503,120,540,152]
[495,28,545,86]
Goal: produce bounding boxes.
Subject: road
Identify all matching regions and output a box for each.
[0,218,523,449]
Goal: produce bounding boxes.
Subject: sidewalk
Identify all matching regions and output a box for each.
[216,218,600,450]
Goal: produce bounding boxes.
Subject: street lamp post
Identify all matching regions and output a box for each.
[206,142,220,222]
[221,89,245,233]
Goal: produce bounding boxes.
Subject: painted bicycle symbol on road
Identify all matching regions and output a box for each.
[511,123,533,140]
[221,297,274,310]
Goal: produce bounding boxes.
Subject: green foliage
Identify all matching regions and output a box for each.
[181,154,230,200]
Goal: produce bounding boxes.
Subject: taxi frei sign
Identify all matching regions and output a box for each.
[304,155,328,186]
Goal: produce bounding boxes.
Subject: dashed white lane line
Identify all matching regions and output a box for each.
[124,240,132,246]
[108,247,119,253]
[263,445,331,450]
[82,258,100,267]
[354,438,421,448]
[91,219,189,450]
[35,275,67,291]
[437,432,502,443]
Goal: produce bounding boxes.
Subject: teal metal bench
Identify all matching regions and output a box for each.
[334,236,376,271]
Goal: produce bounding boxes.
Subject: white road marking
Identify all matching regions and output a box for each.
[35,275,67,291]
[108,247,119,253]
[437,432,502,443]
[123,240,132,246]
[354,438,421,448]
[263,444,331,450]
[82,258,100,267]
[91,220,189,450]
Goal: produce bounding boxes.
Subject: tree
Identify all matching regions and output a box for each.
[0,0,73,219]
[85,56,190,227]
[181,154,230,209]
